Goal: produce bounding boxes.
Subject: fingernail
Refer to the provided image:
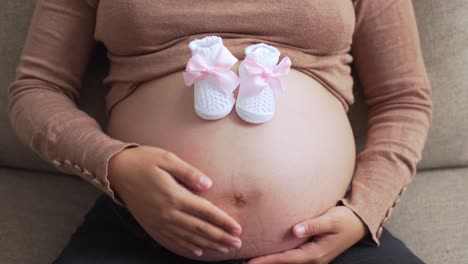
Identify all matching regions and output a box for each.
[231,222,242,234]
[217,246,229,254]
[231,238,242,249]
[230,227,242,236]
[294,225,305,237]
[198,175,212,189]
[193,248,203,256]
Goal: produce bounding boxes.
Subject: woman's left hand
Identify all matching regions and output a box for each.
[246,205,369,264]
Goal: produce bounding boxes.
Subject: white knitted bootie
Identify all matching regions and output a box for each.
[183,35,239,120]
[236,43,291,124]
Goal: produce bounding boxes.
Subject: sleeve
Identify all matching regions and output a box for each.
[338,0,434,246]
[6,0,141,207]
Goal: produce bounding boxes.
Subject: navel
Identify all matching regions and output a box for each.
[232,192,247,207]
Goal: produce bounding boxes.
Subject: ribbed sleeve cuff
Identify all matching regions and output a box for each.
[9,87,142,208]
[337,151,413,247]
[49,123,141,208]
[91,139,141,207]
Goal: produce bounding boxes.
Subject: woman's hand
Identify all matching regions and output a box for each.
[107,145,243,257]
[246,205,369,264]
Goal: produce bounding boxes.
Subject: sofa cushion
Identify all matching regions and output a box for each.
[1,1,467,172]
[386,166,468,264]
[0,167,100,264]
[410,0,468,169]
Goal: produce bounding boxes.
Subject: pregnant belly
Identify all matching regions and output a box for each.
[106,61,356,261]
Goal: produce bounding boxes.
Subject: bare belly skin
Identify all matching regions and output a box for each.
[106,60,356,261]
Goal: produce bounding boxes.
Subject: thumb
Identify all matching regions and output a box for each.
[158,151,213,191]
[292,214,337,238]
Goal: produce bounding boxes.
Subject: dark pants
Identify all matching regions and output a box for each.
[52,194,425,264]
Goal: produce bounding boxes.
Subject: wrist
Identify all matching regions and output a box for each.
[353,210,370,241]
[340,204,369,241]
[108,147,134,201]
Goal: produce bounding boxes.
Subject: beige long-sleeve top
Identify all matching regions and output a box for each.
[7,0,433,247]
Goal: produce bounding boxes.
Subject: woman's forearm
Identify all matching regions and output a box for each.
[7,79,141,206]
[6,0,141,206]
[340,0,433,246]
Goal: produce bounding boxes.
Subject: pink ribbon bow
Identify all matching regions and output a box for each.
[183,46,240,95]
[240,55,291,97]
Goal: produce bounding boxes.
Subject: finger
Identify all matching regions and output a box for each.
[167,222,231,254]
[156,168,243,236]
[179,239,204,257]
[179,190,243,236]
[173,232,203,257]
[292,214,337,238]
[247,247,309,264]
[162,231,204,257]
[170,208,242,250]
[158,151,213,191]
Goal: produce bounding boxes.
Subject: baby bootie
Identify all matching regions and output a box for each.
[236,43,291,124]
[183,35,240,120]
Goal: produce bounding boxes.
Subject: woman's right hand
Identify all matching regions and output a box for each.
[107,145,243,257]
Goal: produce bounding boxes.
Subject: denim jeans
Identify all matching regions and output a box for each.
[52,194,425,264]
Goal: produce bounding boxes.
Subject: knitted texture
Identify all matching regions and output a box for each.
[236,43,281,124]
[188,35,236,120]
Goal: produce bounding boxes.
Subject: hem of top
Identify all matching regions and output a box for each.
[292,68,350,113]
[105,81,144,118]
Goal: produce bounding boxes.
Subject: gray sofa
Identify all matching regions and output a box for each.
[1,1,467,263]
